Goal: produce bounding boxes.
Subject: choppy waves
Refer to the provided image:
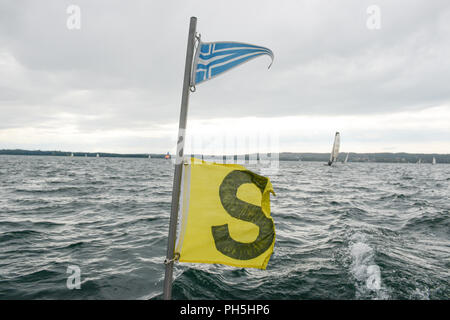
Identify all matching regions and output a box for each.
[0,156,449,299]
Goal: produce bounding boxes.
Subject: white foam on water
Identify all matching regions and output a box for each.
[365,265,381,290]
[411,287,430,300]
[348,233,388,299]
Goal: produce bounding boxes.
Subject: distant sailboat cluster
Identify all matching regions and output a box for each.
[58,143,439,164]
[60,151,177,159]
[322,131,437,165]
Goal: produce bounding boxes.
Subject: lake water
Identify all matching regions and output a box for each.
[0,155,448,299]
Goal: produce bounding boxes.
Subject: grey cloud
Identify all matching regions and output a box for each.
[0,0,449,136]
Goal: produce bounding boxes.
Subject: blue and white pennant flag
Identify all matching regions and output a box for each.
[192,41,274,85]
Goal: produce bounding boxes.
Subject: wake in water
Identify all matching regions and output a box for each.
[348,233,389,299]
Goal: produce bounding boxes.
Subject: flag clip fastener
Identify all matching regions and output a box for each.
[164,252,180,265]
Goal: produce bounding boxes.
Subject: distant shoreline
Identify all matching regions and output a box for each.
[0,149,168,159]
[1,149,449,163]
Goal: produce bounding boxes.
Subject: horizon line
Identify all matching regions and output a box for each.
[1,149,449,156]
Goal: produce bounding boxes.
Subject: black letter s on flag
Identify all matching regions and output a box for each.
[212,170,275,260]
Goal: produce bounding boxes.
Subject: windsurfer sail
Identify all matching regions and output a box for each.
[327,132,340,166]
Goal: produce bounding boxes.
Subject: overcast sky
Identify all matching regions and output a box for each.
[1,0,449,154]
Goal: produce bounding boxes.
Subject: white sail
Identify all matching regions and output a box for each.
[344,153,349,163]
[432,157,436,165]
[329,132,340,164]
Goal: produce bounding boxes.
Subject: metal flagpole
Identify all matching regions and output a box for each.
[163,16,197,300]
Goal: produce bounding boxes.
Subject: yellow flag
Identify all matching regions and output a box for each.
[175,158,276,269]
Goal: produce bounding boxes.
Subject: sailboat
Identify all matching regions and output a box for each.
[96,153,100,158]
[148,154,152,159]
[417,158,421,164]
[432,157,436,165]
[70,152,74,157]
[343,153,349,164]
[164,152,171,160]
[327,132,340,166]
